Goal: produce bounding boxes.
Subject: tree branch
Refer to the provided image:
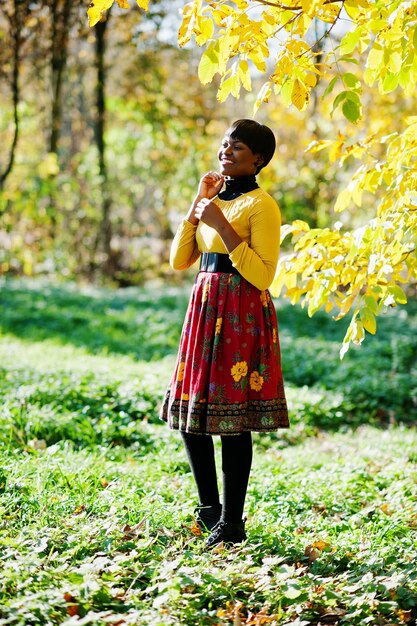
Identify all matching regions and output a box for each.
[256,0,344,11]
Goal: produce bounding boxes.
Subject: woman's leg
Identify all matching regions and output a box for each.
[181,432,220,507]
[220,432,253,523]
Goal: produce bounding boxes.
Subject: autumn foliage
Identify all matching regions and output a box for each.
[87,0,417,355]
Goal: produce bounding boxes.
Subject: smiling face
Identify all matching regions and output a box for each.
[217,135,263,178]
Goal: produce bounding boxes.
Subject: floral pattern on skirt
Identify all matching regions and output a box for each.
[160,271,289,435]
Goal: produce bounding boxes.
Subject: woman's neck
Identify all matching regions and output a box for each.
[218,174,259,201]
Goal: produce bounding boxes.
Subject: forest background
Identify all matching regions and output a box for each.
[1,1,417,624]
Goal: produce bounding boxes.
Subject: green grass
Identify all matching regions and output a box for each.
[1,278,416,625]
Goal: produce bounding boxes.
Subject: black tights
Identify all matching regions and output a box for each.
[181,431,253,524]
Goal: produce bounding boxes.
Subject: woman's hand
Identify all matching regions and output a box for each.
[194,198,242,253]
[197,171,224,200]
[185,172,224,225]
[194,198,226,230]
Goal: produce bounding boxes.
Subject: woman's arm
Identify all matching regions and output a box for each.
[229,197,281,290]
[170,172,225,270]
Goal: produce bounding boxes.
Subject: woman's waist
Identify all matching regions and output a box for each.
[199,252,239,274]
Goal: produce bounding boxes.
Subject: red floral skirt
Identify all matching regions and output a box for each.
[160,271,289,435]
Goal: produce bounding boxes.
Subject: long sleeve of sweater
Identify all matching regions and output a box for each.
[169,219,201,270]
[169,189,281,290]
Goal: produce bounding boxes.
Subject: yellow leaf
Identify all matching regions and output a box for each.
[319,3,343,23]
[178,2,196,48]
[136,0,149,8]
[386,47,403,73]
[291,78,309,111]
[254,81,272,113]
[238,59,251,92]
[280,78,294,106]
[344,0,371,20]
[305,139,332,153]
[212,8,232,27]
[87,0,114,27]
[291,219,310,233]
[329,138,345,164]
[195,15,214,46]
[301,0,324,19]
[248,47,267,73]
[287,40,310,56]
[292,12,312,36]
[380,502,393,515]
[198,41,219,84]
[217,74,240,103]
[304,72,317,88]
[340,29,361,55]
[352,319,365,344]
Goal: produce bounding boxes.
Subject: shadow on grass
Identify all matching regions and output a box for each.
[0,279,189,360]
[1,278,417,429]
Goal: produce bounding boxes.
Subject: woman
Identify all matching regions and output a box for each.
[160,119,289,548]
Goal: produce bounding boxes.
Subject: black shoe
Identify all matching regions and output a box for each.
[206,520,247,548]
[195,504,222,532]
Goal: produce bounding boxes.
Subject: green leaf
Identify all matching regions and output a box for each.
[342,98,361,123]
[340,29,361,55]
[342,72,361,90]
[345,90,361,105]
[338,55,360,65]
[360,307,376,334]
[364,295,378,313]
[332,90,349,113]
[282,582,303,599]
[323,75,338,98]
[389,285,407,304]
[382,72,399,93]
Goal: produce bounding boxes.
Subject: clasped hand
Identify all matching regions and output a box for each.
[194,197,226,230]
[193,171,226,230]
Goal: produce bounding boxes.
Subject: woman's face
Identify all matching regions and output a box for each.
[217,134,262,177]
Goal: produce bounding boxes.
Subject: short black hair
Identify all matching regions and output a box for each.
[227,119,276,173]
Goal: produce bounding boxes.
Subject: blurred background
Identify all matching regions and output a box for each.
[1,0,414,287]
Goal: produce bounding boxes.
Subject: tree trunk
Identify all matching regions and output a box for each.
[50,0,72,154]
[94,16,113,277]
[0,0,23,195]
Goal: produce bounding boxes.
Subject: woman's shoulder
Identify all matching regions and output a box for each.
[247,188,280,213]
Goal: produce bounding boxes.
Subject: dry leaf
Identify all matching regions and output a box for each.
[304,545,320,562]
[189,521,203,537]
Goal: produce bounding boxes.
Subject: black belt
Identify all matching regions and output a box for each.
[199,252,239,274]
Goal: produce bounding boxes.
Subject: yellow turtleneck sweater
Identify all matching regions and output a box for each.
[169,188,281,291]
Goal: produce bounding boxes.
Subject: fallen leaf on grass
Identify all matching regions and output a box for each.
[122,521,146,540]
[397,609,413,623]
[317,607,347,622]
[189,521,202,536]
[305,540,331,562]
[312,540,330,550]
[217,601,277,624]
[73,504,86,515]
[380,502,393,515]
[63,592,79,617]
